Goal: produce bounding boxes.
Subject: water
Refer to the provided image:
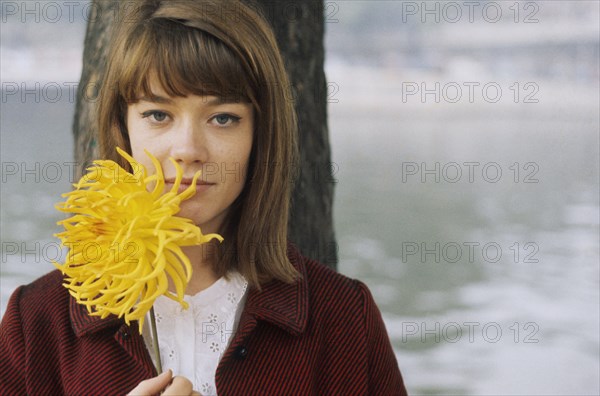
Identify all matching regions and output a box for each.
[1,89,76,293]
[327,63,599,394]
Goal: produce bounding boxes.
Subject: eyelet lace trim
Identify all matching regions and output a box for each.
[142,271,248,395]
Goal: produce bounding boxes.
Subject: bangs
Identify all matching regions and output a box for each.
[119,18,255,105]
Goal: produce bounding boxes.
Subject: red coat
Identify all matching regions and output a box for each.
[1,244,407,395]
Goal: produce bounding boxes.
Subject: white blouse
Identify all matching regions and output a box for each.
[142,271,248,395]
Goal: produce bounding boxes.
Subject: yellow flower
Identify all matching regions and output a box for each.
[54,147,222,332]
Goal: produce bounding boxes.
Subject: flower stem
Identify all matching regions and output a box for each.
[149,306,163,373]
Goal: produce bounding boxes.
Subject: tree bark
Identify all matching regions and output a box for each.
[73,0,337,269]
[72,0,118,176]
[250,0,337,269]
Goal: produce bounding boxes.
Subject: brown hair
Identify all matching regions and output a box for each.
[98,0,299,288]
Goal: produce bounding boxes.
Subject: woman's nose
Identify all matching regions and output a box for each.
[169,121,208,165]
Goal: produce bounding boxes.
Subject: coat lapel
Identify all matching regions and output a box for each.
[243,243,309,336]
[221,242,309,362]
[69,296,156,377]
[69,296,122,337]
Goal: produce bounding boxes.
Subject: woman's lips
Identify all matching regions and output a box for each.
[164,178,215,194]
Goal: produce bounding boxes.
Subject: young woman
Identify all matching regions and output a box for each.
[0,1,407,394]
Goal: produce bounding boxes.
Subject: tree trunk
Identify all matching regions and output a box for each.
[251,0,337,269]
[72,0,118,176]
[73,0,337,269]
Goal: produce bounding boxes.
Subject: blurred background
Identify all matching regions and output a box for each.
[1,1,598,394]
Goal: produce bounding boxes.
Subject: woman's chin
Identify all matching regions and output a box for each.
[177,203,202,223]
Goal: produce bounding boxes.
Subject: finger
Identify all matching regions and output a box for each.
[162,376,194,395]
[127,370,173,396]
[191,391,202,396]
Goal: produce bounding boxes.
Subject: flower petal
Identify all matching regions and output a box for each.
[54,148,223,333]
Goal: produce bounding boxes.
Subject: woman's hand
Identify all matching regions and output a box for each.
[127,370,201,395]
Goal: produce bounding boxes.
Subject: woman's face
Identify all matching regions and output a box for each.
[126,77,254,234]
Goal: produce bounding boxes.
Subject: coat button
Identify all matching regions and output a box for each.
[120,328,130,339]
[235,346,248,360]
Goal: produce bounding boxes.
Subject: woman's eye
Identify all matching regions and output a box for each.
[141,111,169,123]
[212,114,241,126]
